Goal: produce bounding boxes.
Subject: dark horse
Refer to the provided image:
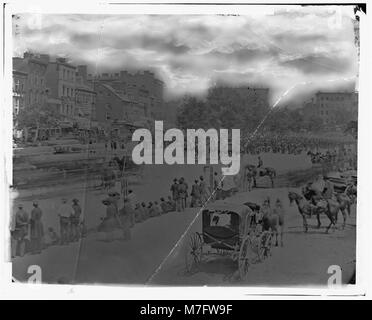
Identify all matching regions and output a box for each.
[288,191,341,233]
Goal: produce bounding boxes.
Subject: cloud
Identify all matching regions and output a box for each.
[12,7,359,103]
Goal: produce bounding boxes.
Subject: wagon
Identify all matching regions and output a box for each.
[184,201,273,280]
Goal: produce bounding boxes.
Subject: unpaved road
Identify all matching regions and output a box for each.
[12,187,356,286]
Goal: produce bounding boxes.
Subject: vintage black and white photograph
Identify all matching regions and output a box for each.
[5,2,364,289]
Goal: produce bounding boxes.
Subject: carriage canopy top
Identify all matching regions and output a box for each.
[204,201,252,217]
[203,201,253,236]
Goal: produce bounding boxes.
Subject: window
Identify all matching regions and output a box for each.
[14,79,20,92]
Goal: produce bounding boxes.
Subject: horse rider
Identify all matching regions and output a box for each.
[257,156,263,168]
[322,176,335,200]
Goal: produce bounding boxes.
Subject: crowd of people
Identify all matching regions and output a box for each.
[242,132,354,155]
[10,198,86,258]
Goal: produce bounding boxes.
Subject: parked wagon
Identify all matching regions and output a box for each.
[184,201,273,280]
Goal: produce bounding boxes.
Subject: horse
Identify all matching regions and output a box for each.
[345,184,357,204]
[261,198,284,247]
[335,193,352,219]
[258,167,276,188]
[288,191,340,233]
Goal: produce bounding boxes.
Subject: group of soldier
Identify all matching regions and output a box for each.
[242,133,354,156]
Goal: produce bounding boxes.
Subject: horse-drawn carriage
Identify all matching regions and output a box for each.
[184,201,273,280]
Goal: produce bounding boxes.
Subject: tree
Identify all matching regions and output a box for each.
[15,102,62,142]
[303,114,323,132]
[344,120,358,140]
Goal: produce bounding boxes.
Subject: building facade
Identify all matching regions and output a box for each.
[74,66,97,129]
[314,91,358,124]
[87,70,164,119]
[45,57,77,120]
[12,70,28,116]
[13,52,48,112]
[93,82,147,131]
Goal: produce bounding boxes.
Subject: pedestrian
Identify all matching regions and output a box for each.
[44,227,60,246]
[170,178,181,212]
[141,202,149,220]
[178,178,188,211]
[13,204,29,257]
[121,198,135,231]
[57,198,74,245]
[199,176,209,204]
[71,199,82,241]
[190,180,201,207]
[134,203,144,223]
[30,201,44,254]
[126,189,137,210]
[167,196,176,211]
[154,201,163,215]
[160,197,169,213]
[148,202,157,217]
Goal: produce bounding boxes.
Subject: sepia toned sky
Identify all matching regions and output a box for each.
[13,7,359,104]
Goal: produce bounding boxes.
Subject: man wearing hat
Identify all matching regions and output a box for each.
[190,180,201,208]
[71,199,82,241]
[57,198,74,245]
[170,179,180,212]
[13,204,29,257]
[30,201,44,254]
[322,176,335,200]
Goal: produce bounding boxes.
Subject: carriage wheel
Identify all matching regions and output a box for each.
[259,232,272,260]
[238,237,252,280]
[184,233,203,273]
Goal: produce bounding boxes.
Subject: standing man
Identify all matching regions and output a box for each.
[30,201,44,254]
[71,199,82,241]
[57,198,74,245]
[178,178,187,211]
[126,190,137,211]
[170,178,180,212]
[12,204,29,257]
[190,180,201,207]
[199,176,209,204]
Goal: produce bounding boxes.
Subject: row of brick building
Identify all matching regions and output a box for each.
[302,91,358,126]
[12,52,164,139]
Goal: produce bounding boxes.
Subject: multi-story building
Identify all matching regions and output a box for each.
[87,70,164,119]
[45,57,77,121]
[74,65,97,129]
[13,52,48,112]
[313,91,358,124]
[92,82,147,133]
